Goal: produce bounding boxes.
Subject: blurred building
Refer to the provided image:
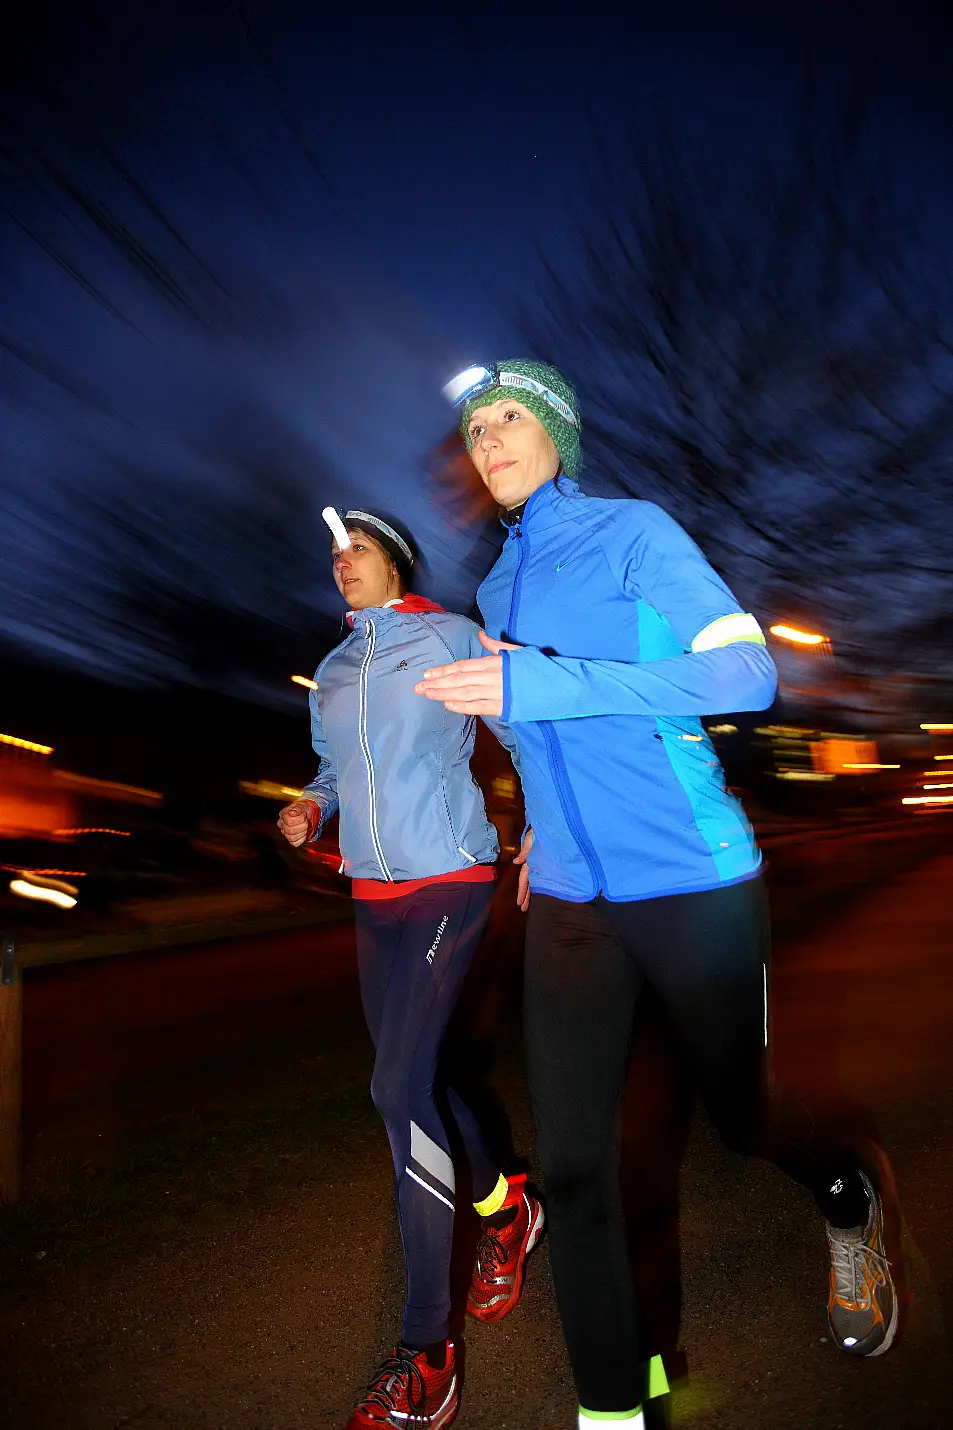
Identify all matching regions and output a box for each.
[0,736,75,837]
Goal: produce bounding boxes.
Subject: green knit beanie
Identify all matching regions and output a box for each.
[458,358,582,477]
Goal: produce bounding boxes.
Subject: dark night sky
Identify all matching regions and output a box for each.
[2,0,951,692]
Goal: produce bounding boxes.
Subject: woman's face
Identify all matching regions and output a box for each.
[465,398,560,508]
[331,528,403,609]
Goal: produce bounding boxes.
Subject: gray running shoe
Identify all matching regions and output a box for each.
[826,1172,898,1356]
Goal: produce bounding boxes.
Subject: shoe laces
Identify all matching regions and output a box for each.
[356,1348,427,1419]
[830,1232,890,1307]
[474,1226,508,1278]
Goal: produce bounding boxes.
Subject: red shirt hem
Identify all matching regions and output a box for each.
[352,864,496,901]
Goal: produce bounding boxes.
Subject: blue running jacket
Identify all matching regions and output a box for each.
[301,600,518,882]
[477,478,778,903]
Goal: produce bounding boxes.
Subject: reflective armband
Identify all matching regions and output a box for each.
[690,613,766,653]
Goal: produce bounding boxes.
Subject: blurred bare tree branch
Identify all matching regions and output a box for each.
[0,402,341,695]
[0,2,324,333]
[0,4,343,694]
[526,87,953,673]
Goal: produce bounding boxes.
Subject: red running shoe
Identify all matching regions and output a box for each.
[343,1342,458,1429]
[467,1178,545,1322]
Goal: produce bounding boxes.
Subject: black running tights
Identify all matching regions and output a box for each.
[524,877,868,1413]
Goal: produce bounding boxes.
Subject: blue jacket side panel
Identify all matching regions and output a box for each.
[477,482,774,902]
[634,600,761,886]
[300,609,506,882]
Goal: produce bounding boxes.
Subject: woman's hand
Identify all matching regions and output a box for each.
[414,630,519,716]
[277,801,314,847]
[513,826,533,913]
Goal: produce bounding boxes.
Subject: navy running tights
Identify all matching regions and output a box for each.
[354,879,499,1346]
[524,877,869,1412]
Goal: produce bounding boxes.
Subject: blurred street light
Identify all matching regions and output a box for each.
[52,771,161,803]
[769,624,827,647]
[842,763,900,770]
[902,796,953,805]
[238,779,304,800]
[291,675,318,691]
[9,877,77,908]
[2,866,87,876]
[920,722,953,731]
[0,731,53,754]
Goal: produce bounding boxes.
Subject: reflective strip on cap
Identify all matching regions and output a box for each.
[691,613,766,653]
[498,370,579,428]
[344,510,414,566]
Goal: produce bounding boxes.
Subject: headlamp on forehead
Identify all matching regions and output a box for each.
[442,365,498,408]
[321,506,414,567]
[442,364,579,429]
[322,506,351,550]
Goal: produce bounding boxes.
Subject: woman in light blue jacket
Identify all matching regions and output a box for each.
[278,508,543,1430]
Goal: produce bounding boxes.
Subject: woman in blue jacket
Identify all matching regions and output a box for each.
[418,362,898,1429]
[278,507,543,1430]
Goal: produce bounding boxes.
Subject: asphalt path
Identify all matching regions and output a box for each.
[4,849,953,1428]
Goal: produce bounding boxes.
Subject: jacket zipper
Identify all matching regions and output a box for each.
[507,511,604,897]
[506,523,527,640]
[357,618,393,880]
[439,776,458,849]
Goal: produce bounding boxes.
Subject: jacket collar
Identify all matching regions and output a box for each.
[347,593,445,630]
[501,476,582,536]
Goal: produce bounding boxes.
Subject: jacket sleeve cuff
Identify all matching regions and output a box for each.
[303,800,323,841]
[501,650,513,721]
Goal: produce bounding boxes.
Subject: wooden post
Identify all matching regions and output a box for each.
[0,932,22,1205]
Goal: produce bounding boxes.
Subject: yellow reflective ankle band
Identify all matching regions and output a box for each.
[473,1172,508,1217]
[576,1355,666,1425]
[647,1354,669,1399]
[578,1408,643,1424]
